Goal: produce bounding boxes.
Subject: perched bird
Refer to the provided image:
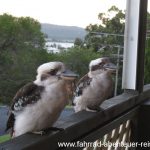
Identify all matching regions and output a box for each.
[6,62,77,138]
[73,57,116,112]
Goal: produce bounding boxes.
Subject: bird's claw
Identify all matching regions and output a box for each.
[32,127,64,136]
[86,106,101,112]
[32,131,47,135]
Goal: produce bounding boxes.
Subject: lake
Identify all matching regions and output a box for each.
[45,41,74,53]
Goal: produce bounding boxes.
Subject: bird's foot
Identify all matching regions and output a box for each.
[32,131,47,135]
[86,106,101,112]
[86,108,97,112]
[32,127,64,136]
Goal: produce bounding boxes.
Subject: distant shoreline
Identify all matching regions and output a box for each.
[45,38,74,43]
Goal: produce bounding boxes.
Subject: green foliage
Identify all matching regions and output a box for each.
[74,38,84,47]
[0,48,54,104]
[85,6,125,51]
[0,13,45,52]
[0,14,53,104]
[0,134,10,143]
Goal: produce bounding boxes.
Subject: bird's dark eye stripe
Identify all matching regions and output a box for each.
[91,62,106,71]
[99,62,105,65]
[48,69,58,75]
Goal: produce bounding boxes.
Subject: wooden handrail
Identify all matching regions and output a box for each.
[0,84,150,150]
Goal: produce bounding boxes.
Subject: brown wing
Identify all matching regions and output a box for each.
[5,113,15,136]
[75,74,92,97]
[6,82,44,132]
[11,82,44,111]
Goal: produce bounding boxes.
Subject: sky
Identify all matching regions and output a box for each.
[0,0,149,28]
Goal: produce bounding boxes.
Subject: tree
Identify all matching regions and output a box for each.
[0,48,53,104]
[0,14,48,104]
[85,6,125,52]
[18,17,45,49]
[74,38,83,47]
[0,14,45,52]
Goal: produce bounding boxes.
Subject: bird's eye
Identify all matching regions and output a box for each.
[91,62,105,71]
[99,62,105,66]
[48,69,58,75]
[91,65,99,71]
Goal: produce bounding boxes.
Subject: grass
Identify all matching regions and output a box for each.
[0,134,11,143]
[65,105,73,109]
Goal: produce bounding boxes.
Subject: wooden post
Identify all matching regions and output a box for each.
[137,100,150,150]
[136,0,148,92]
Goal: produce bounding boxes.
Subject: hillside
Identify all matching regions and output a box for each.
[41,23,87,41]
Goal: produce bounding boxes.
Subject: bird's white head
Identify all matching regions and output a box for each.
[37,62,65,77]
[88,57,116,77]
[34,61,77,86]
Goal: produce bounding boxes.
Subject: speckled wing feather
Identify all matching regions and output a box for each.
[6,82,44,132]
[75,74,92,97]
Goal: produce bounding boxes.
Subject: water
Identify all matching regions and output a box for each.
[0,106,9,136]
[45,41,74,53]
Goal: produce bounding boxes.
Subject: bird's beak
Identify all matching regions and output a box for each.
[60,70,78,80]
[103,62,117,73]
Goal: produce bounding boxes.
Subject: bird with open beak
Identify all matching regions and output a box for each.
[73,57,117,112]
[6,61,77,138]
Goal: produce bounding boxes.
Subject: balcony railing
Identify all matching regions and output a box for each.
[0,84,150,150]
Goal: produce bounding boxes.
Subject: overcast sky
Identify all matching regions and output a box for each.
[0,0,149,28]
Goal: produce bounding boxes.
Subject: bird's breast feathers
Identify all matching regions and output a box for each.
[75,73,113,98]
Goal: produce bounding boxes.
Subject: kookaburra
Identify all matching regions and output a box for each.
[6,62,77,138]
[73,57,116,112]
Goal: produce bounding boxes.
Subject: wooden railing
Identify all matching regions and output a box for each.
[1,84,150,150]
